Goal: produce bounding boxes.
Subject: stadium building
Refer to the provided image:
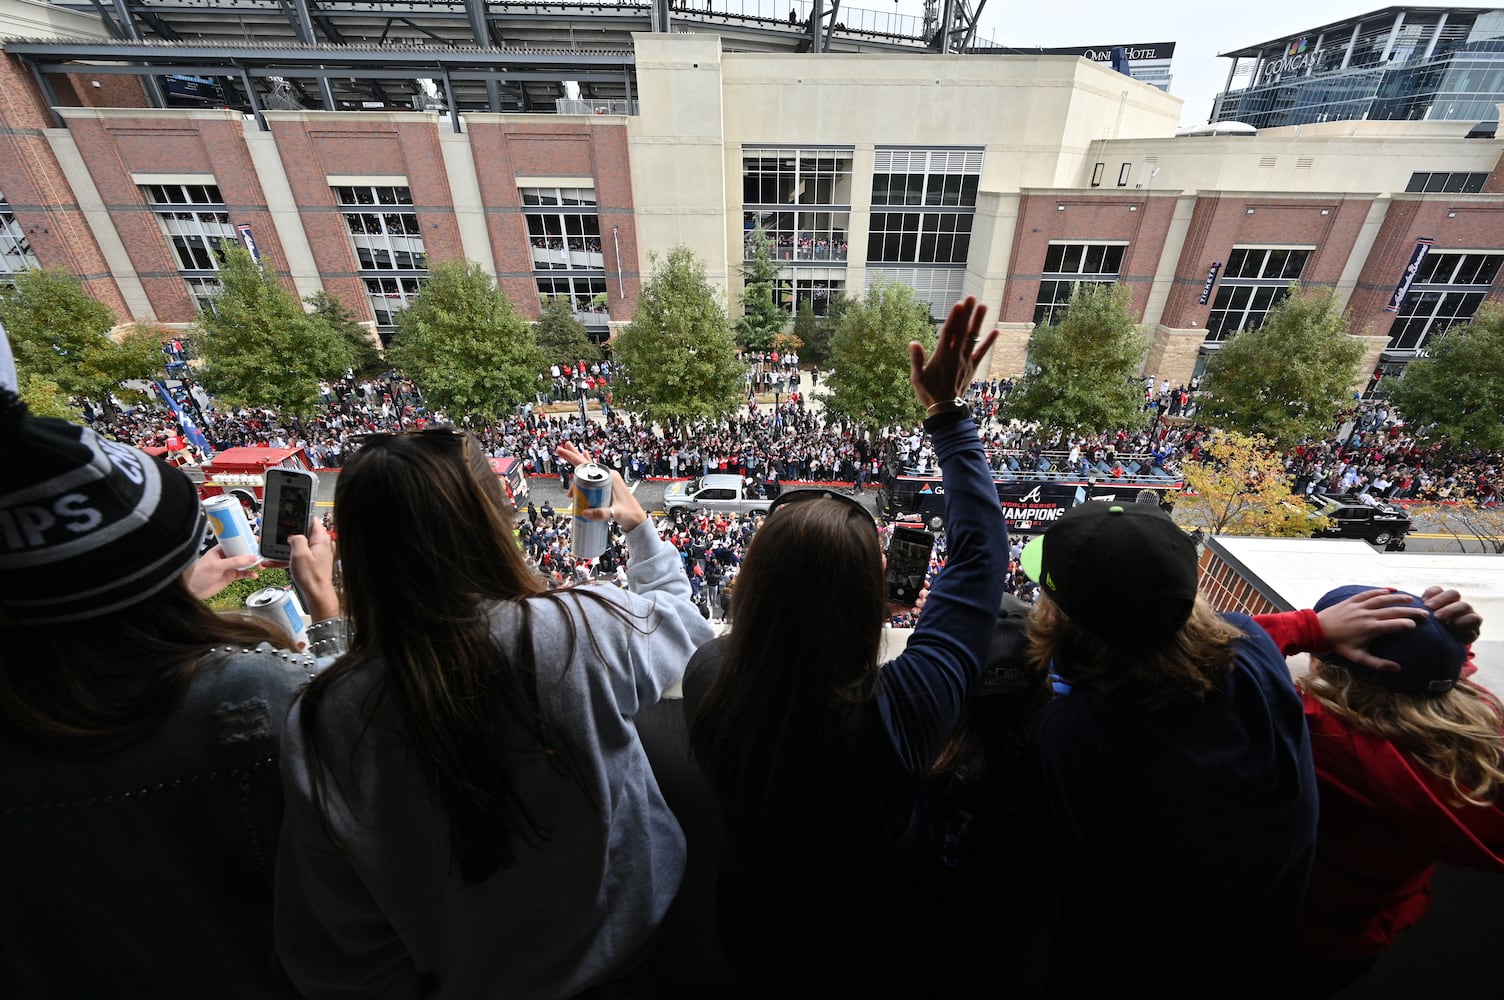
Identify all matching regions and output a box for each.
[1213,6,1504,129]
[0,0,1501,389]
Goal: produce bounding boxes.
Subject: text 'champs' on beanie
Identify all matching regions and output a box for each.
[0,391,206,624]
[1020,501,1198,640]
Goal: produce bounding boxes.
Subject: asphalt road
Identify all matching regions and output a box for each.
[313,470,1490,554]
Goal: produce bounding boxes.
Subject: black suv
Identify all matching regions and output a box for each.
[1306,493,1412,550]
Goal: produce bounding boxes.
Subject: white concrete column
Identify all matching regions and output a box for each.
[1333,196,1391,311]
[440,123,496,275]
[1140,194,1198,330]
[242,122,322,301]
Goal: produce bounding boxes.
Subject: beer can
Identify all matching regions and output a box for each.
[246,586,310,651]
[570,463,613,560]
[204,494,258,562]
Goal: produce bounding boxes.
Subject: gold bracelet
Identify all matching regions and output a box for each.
[926,397,967,416]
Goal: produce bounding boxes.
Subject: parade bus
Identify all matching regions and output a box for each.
[878,461,1182,534]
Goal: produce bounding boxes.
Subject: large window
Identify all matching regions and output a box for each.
[1203,246,1312,342]
[1405,171,1488,193]
[867,212,972,265]
[0,191,37,284]
[1385,251,1502,353]
[333,185,428,335]
[774,268,845,317]
[871,149,982,207]
[143,183,238,311]
[522,186,608,328]
[1033,242,1126,326]
[743,147,854,313]
[742,149,853,207]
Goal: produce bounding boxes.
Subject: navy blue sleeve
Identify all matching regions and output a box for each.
[876,412,1008,774]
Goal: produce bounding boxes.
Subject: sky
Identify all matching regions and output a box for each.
[892,0,1432,126]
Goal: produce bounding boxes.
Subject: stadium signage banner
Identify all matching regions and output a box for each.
[1384,238,1433,314]
[1198,261,1223,305]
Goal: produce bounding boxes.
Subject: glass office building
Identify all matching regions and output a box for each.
[1212,7,1504,128]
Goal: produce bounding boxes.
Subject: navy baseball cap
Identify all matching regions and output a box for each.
[1314,586,1467,697]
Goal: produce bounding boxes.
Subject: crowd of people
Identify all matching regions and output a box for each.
[2,296,1501,998]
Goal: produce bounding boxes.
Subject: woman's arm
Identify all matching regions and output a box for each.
[877,298,1009,774]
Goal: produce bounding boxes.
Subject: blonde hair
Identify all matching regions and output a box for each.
[1301,664,1504,808]
[1028,595,1244,711]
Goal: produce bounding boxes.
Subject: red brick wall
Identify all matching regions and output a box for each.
[466,119,640,321]
[65,113,289,324]
[1483,149,1504,195]
[1346,196,1504,334]
[1160,195,1374,329]
[267,117,462,323]
[0,56,129,318]
[1001,193,1176,325]
[48,73,150,110]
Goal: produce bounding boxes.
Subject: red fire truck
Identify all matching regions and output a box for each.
[195,447,316,514]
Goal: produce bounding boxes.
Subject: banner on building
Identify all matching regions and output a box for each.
[1384,238,1433,314]
[236,223,261,264]
[1198,261,1223,306]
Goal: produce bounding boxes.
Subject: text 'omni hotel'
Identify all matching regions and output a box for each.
[0,1,1500,388]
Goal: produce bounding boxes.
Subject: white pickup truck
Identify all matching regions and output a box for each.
[661,474,777,520]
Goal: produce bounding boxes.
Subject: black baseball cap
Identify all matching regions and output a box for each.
[1314,586,1467,697]
[1020,501,1198,639]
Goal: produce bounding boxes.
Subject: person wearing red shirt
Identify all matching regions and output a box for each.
[1254,588,1502,998]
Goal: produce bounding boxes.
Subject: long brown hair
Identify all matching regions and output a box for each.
[300,430,636,884]
[691,497,885,823]
[1028,595,1243,710]
[1301,665,1504,807]
[0,580,293,739]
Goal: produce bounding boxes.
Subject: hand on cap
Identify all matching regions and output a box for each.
[185,544,261,600]
[910,296,999,412]
[288,519,339,621]
[1315,588,1426,673]
[1422,586,1483,645]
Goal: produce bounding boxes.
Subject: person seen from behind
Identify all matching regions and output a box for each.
[1259,586,1502,997]
[275,430,714,998]
[1020,500,1318,996]
[684,297,1008,995]
[0,389,340,997]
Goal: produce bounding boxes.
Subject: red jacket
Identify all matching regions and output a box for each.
[1255,610,1504,958]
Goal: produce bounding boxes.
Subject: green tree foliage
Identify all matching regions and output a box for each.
[793,301,818,361]
[534,297,602,366]
[17,371,81,421]
[1008,282,1148,437]
[1199,285,1364,448]
[0,267,160,407]
[823,282,936,428]
[1386,304,1504,451]
[385,261,545,419]
[736,227,786,351]
[611,246,742,423]
[195,247,352,415]
[305,290,383,377]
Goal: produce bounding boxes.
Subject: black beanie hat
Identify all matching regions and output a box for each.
[0,391,206,624]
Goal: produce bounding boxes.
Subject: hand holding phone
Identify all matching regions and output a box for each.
[885,526,935,606]
[259,468,317,562]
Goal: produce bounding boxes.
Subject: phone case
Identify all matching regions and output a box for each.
[259,470,316,561]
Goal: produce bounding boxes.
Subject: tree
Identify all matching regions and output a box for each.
[386,261,545,419]
[823,281,935,428]
[736,227,786,352]
[17,371,80,421]
[1199,285,1364,448]
[1386,303,1504,451]
[0,267,161,409]
[611,246,743,424]
[534,297,602,367]
[1007,282,1148,437]
[1408,498,1504,555]
[195,246,352,415]
[305,290,383,377]
[793,301,819,363]
[1176,432,1323,538]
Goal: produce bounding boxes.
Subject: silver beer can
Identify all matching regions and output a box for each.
[203,494,259,562]
[570,463,613,560]
[246,586,310,651]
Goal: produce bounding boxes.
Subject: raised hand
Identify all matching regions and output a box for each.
[909,296,999,413]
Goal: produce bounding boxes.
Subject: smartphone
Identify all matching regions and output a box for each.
[885,526,935,606]
[259,468,317,562]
